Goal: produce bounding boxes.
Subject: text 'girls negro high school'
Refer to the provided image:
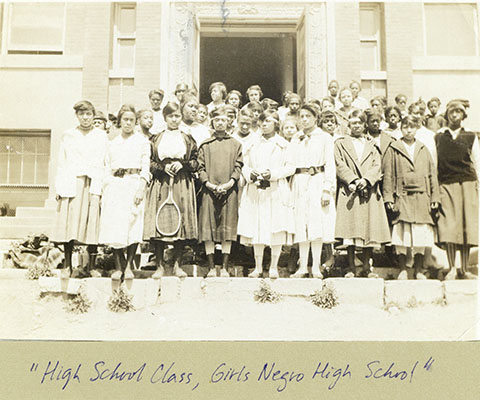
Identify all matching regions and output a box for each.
[0,0,479,232]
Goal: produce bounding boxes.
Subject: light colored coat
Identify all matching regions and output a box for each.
[54,127,107,197]
[334,135,391,244]
[383,139,440,225]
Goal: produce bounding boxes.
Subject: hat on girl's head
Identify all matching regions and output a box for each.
[93,111,107,122]
[446,98,469,119]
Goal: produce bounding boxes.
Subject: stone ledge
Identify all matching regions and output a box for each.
[443,280,478,304]
[324,278,385,308]
[385,280,444,306]
[38,277,160,310]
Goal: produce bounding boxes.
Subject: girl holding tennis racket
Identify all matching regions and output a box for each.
[98,105,151,281]
[143,102,199,278]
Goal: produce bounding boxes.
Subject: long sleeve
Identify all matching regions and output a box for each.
[241,148,254,184]
[428,150,440,204]
[89,132,108,196]
[139,137,151,183]
[363,147,382,187]
[323,133,336,193]
[230,142,243,182]
[197,144,209,184]
[334,141,358,185]
[471,135,480,182]
[382,146,395,203]
[181,134,199,173]
[54,134,68,197]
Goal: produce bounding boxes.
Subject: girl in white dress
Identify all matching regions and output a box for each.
[238,110,295,278]
[99,105,151,280]
[52,100,107,278]
[288,104,336,278]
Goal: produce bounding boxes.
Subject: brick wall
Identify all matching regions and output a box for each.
[384,2,423,105]
[81,3,111,112]
[334,2,360,87]
[134,2,163,108]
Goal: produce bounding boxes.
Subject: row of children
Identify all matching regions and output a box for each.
[53,83,478,281]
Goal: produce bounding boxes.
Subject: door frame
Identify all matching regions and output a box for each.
[168,1,329,101]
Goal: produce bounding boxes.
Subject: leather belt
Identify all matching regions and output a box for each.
[295,166,325,175]
[113,168,141,178]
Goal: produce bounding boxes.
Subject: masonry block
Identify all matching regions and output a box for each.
[271,278,324,297]
[177,277,205,300]
[325,278,385,307]
[443,281,478,305]
[159,277,181,303]
[229,278,263,300]
[203,278,232,300]
[385,280,443,306]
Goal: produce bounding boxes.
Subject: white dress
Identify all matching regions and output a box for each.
[179,121,210,147]
[237,134,295,245]
[99,132,151,248]
[288,127,336,243]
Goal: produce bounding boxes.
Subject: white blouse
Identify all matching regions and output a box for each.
[157,130,187,160]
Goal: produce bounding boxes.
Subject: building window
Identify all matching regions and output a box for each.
[0,132,50,186]
[7,2,65,54]
[359,3,385,71]
[424,3,478,56]
[112,3,136,76]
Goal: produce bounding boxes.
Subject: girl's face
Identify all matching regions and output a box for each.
[401,123,417,142]
[150,94,163,111]
[227,94,240,108]
[387,110,400,128]
[165,110,182,130]
[340,90,353,107]
[349,117,365,137]
[288,98,301,113]
[226,110,236,127]
[212,116,229,132]
[139,111,153,130]
[299,109,316,131]
[197,107,208,123]
[261,117,276,135]
[76,110,94,129]
[367,117,381,134]
[182,100,198,122]
[321,100,335,112]
[371,100,383,113]
[396,96,407,111]
[321,117,336,134]
[328,82,339,96]
[120,111,136,134]
[211,87,223,102]
[248,89,261,103]
[93,119,106,130]
[428,101,439,115]
[238,115,252,136]
[350,83,360,98]
[281,121,297,141]
[409,106,423,121]
[251,108,262,122]
[446,107,464,127]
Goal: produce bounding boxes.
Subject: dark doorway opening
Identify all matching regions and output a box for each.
[199,35,296,106]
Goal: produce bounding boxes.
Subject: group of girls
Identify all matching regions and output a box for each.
[52,81,478,281]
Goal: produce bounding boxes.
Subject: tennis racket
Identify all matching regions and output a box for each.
[156,176,181,237]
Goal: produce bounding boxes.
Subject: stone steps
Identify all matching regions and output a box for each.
[30,274,478,310]
[15,207,55,218]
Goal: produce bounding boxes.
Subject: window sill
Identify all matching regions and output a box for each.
[412,56,480,71]
[0,184,49,189]
[360,71,387,80]
[0,55,83,69]
[109,69,135,79]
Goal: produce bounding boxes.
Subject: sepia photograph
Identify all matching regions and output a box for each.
[0,0,478,342]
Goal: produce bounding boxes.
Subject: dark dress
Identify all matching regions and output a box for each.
[197,134,243,242]
[143,130,198,242]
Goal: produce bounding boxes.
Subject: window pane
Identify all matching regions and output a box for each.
[36,137,50,154]
[9,2,64,50]
[23,155,36,184]
[9,154,22,184]
[360,41,377,71]
[36,155,50,184]
[360,7,378,38]
[361,80,387,100]
[0,154,8,183]
[119,6,136,37]
[119,39,135,69]
[425,4,476,56]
